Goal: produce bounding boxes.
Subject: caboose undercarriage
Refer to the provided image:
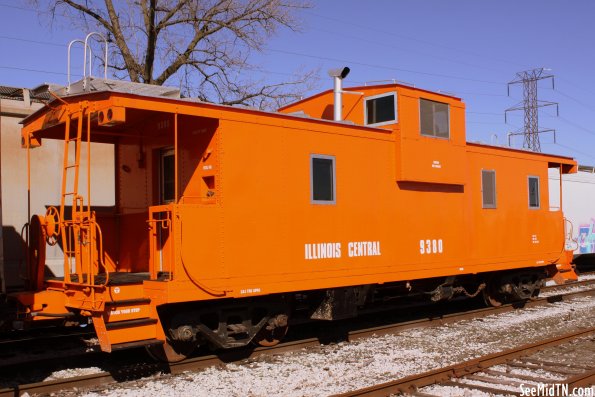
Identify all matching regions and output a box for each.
[5,265,552,361]
[2,77,579,362]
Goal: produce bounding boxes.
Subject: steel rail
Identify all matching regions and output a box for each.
[566,368,595,389]
[1,285,594,397]
[332,327,595,397]
[542,277,595,292]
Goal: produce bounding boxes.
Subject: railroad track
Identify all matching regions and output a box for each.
[1,281,593,396]
[543,277,595,292]
[334,327,595,397]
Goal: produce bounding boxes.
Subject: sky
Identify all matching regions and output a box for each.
[2,0,595,165]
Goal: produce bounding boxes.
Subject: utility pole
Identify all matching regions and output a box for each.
[505,68,558,152]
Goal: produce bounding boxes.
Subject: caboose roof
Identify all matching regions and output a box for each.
[468,141,576,173]
[20,78,392,146]
[19,78,576,173]
[278,82,463,112]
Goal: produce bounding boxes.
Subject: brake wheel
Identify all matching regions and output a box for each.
[44,206,61,246]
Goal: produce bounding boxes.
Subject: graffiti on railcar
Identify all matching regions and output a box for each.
[578,219,595,254]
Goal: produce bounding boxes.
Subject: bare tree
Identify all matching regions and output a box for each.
[37,0,317,109]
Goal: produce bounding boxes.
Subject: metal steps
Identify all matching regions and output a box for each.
[105,317,158,330]
[110,338,164,351]
[93,297,163,353]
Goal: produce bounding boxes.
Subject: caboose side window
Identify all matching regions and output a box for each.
[311,155,336,204]
[364,92,397,126]
[420,98,449,139]
[481,170,496,208]
[528,176,540,209]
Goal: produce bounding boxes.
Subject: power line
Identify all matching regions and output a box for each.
[555,114,595,138]
[0,2,84,25]
[0,3,34,12]
[266,48,503,85]
[0,63,316,84]
[554,88,595,114]
[0,35,65,47]
[0,2,80,22]
[467,121,508,125]
[0,65,72,76]
[550,142,595,161]
[0,34,322,80]
[0,33,506,87]
[456,91,508,97]
[0,3,527,74]
[556,76,595,99]
[542,108,595,136]
[304,11,529,70]
[10,0,593,102]
[467,111,503,115]
[311,27,505,75]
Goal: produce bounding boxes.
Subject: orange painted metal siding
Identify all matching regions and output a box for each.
[20,85,576,306]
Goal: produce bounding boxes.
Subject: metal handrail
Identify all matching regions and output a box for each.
[148,205,174,280]
[83,32,109,90]
[67,39,93,94]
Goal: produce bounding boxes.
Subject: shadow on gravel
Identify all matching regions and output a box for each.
[0,348,166,389]
[575,254,595,273]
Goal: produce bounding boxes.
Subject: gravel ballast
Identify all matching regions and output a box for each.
[78,293,595,397]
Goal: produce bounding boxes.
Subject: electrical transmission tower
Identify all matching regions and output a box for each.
[505,68,558,152]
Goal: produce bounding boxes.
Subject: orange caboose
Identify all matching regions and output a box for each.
[6,70,577,361]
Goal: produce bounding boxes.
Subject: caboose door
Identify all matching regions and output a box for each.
[149,148,175,277]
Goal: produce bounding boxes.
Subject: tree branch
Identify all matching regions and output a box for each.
[142,0,157,82]
[103,0,143,81]
[38,0,315,108]
[155,0,191,32]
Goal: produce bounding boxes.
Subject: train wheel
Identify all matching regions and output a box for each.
[252,314,289,347]
[146,339,195,363]
[510,273,544,301]
[482,279,505,307]
[253,325,288,347]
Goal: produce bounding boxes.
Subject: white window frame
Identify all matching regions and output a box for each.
[528,175,540,209]
[481,169,497,209]
[310,154,336,205]
[419,98,450,139]
[364,92,398,127]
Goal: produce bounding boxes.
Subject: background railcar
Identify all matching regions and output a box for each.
[549,165,595,269]
[2,71,578,361]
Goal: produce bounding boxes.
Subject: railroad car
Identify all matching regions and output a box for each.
[1,66,579,362]
[549,166,595,268]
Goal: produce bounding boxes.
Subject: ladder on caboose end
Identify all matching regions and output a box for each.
[60,113,83,224]
[59,111,108,307]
